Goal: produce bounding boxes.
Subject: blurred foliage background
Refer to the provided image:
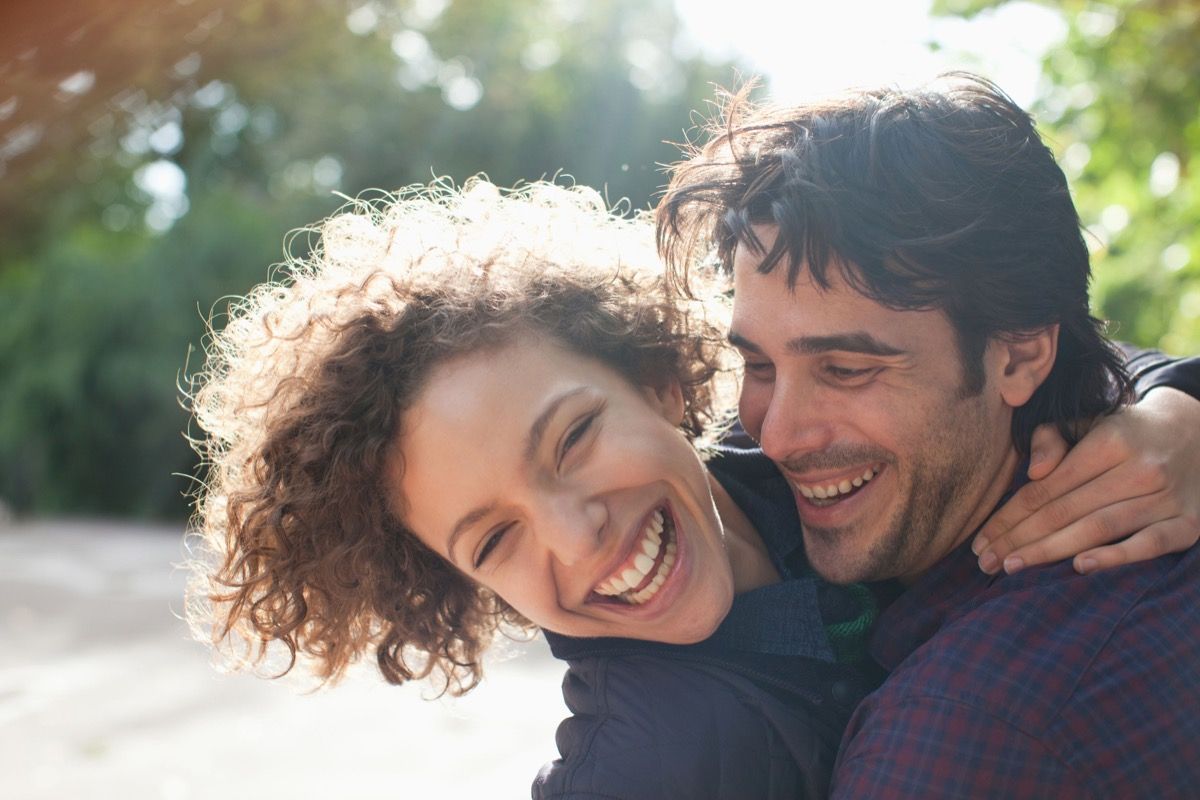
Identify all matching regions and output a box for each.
[0,0,738,517]
[934,0,1200,351]
[0,0,1196,519]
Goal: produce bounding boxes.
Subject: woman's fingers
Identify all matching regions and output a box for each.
[975,454,1167,570]
[975,388,1200,574]
[973,425,1129,559]
[1072,518,1199,573]
[978,490,1174,574]
[1025,421,1072,482]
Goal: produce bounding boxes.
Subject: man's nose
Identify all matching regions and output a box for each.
[757,378,835,466]
[534,494,607,567]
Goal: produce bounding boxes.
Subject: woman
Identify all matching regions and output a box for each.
[188,181,1200,798]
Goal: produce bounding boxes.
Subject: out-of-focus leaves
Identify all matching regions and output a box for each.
[0,0,741,517]
[0,188,289,515]
[934,0,1200,353]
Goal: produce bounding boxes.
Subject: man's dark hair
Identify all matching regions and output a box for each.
[657,72,1132,452]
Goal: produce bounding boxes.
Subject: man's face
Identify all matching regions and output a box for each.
[729,226,1020,584]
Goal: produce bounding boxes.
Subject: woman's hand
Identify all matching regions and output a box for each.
[973,387,1200,575]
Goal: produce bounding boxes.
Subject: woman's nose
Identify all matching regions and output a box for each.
[534,495,607,567]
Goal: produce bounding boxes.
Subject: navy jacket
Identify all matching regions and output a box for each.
[532,635,880,799]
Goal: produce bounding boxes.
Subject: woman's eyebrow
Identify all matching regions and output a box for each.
[523,386,590,463]
[447,502,497,566]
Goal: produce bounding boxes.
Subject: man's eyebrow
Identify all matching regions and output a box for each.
[445,386,590,566]
[727,330,762,354]
[729,329,905,358]
[787,332,906,357]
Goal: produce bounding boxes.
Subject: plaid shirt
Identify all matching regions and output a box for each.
[831,537,1200,798]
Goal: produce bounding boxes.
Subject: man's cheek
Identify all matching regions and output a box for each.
[737,385,769,442]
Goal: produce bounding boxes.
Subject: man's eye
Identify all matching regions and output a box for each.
[474,525,511,569]
[825,364,878,381]
[743,360,774,377]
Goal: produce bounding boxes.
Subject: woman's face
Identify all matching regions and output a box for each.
[388,335,736,644]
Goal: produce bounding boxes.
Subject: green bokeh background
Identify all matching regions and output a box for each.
[1,0,1195,518]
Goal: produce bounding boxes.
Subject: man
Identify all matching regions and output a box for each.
[657,74,1200,796]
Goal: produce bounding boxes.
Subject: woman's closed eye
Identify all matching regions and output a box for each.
[473,405,605,569]
[558,405,604,468]
[474,523,513,569]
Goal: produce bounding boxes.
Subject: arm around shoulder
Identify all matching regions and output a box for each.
[972,345,1200,574]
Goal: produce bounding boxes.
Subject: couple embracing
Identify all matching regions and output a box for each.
[190,74,1200,798]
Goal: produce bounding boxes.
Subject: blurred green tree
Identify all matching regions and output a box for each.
[0,0,739,517]
[934,0,1200,353]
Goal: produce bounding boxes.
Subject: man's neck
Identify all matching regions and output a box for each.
[897,444,1023,586]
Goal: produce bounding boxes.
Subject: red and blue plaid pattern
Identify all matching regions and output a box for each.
[832,539,1200,798]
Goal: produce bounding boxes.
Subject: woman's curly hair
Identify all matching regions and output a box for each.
[186,179,736,696]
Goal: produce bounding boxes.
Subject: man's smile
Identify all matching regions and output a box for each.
[789,463,884,506]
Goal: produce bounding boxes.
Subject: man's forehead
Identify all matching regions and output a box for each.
[731,227,866,295]
[731,253,872,317]
[730,264,959,357]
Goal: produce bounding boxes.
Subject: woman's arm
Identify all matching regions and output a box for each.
[974,350,1200,575]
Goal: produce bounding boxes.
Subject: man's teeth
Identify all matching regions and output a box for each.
[797,466,879,500]
[593,508,675,604]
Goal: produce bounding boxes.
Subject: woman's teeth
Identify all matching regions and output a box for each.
[797,465,879,502]
[593,508,676,605]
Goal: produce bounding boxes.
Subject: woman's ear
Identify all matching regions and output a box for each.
[994,324,1059,409]
[641,378,686,426]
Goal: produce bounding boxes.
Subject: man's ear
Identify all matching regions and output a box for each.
[994,324,1059,409]
[641,378,686,426]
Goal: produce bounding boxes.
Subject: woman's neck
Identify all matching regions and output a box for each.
[708,472,783,593]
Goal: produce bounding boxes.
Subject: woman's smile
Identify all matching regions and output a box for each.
[589,504,675,603]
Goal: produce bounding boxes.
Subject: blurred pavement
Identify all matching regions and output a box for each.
[0,519,568,799]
